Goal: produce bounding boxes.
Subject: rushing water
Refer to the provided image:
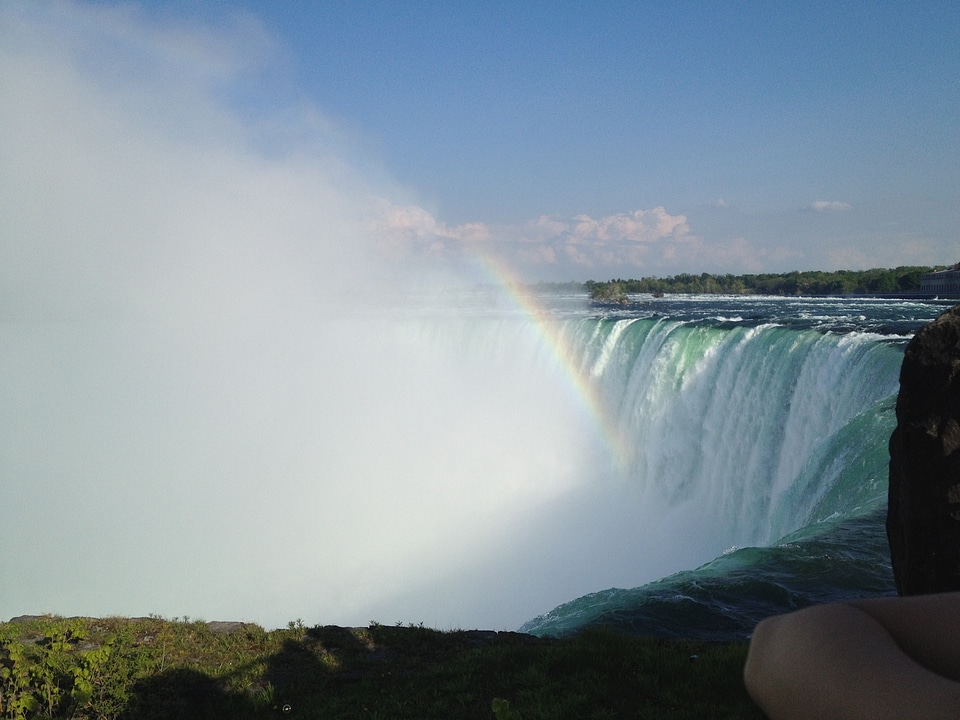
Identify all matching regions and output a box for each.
[517,294,951,638]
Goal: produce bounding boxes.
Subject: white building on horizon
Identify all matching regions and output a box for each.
[920,263,960,296]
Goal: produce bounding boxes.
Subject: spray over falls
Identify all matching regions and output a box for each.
[5,289,943,635]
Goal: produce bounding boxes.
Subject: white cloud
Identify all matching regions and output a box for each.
[530,214,569,240]
[809,200,852,212]
[568,207,690,244]
[370,202,698,276]
[371,201,797,279]
[374,201,489,259]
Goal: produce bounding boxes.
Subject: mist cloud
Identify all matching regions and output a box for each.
[0,1,638,630]
[0,2,391,323]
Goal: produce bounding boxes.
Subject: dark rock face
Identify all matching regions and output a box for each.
[888,304,960,595]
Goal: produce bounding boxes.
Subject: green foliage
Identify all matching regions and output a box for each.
[0,635,39,719]
[492,697,523,719]
[584,265,942,298]
[588,281,629,303]
[0,619,116,720]
[0,616,764,719]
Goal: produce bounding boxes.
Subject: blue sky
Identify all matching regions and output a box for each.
[2,1,958,284]
[259,1,956,219]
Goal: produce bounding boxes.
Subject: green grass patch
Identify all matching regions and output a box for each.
[0,615,764,719]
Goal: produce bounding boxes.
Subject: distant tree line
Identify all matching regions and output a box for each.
[583,266,943,301]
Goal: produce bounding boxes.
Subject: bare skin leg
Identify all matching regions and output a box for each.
[846,593,960,682]
[744,593,960,720]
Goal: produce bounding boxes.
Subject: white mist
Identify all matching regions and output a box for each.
[1,3,645,630]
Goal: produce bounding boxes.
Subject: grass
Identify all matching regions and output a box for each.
[0,615,765,719]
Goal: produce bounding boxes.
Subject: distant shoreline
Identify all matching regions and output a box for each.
[582,265,954,300]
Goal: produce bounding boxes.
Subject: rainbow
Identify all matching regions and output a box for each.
[467,249,631,468]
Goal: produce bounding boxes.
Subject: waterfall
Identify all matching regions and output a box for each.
[570,318,902,545]
[1,300,908,632]
[520,314,905,638]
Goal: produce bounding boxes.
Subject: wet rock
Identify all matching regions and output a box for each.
[888,304,960,594]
